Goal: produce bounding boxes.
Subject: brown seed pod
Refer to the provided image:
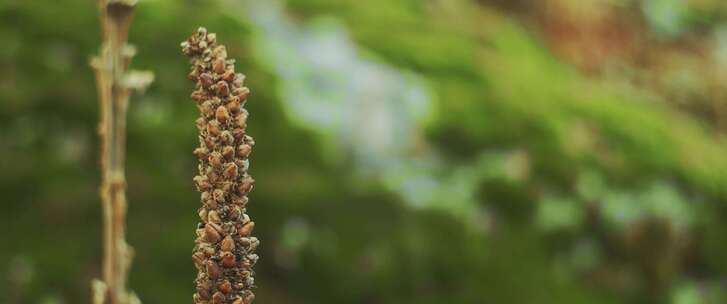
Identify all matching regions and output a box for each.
[233,74,246,88]
[220,251,236,268]
[239,221,255,237]
[219,280,233,294]
[222,70,235,82]
[227,97,241,114]
[221,236,235,252]
[243,292,255,304]
[216,105,229,123]
[207,120,221,136]
[213,189,226,203]
[213,57,226,74]
[204,223,221,243]
[221,131,235,145]
[237,176,254,195]
[212,291,225,304]
[192,251,206,268]
[206,260,220,280]
[223,163,238,178]
[222,146,235,159]
[216,81,230,97]
[237,144,252,158]
[207,210,221,224]
[200,73,214,88]
[233,87,250,100]
[209,152,223,168]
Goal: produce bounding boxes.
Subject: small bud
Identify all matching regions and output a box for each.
[191,90,206,102]
[198,208,208,222]
[235,112,247,129]
[207,210,221,223]
[209,151,223,168]
[223,163,238,178]
[212,45,227,59]
[221,131,235,145]
[222,70,235,82]
[222,146,235,159]
[221,235,235,252]
[206,260,220,279]
[238,176,254,195]
[221,251,236,268]
[206,120,221,136]
[200,73,214,88]
[218,280,232,294]
[204,223,221,243]
[227,97,241,113]
[233,73,246,88]
[213,189,225,203]
[194,175,211,191]
[239,221,255,237]
[238,144,252,158]
[212,291,225,304]
[193,147,209,159]
[216,105,229,123]
[216,81,230,96]
[243,292,255,304]
[213,57,226,74]
[192,251,205,268]
[234,87,251,100]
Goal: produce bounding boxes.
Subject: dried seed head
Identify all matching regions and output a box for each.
[185,30,257,304]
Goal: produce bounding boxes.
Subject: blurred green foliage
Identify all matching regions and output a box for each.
[2,0,727,303]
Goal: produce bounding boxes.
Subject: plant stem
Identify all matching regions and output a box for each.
[90,1,150,303]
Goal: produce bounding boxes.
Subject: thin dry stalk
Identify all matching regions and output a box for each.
[90,1,152,303]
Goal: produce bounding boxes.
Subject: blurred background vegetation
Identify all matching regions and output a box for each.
[3,0,727,303]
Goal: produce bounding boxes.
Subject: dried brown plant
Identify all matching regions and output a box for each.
[90,1,152,303]
[182,27,258,304]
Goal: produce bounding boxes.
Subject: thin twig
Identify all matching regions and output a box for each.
[91,1,152,303]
